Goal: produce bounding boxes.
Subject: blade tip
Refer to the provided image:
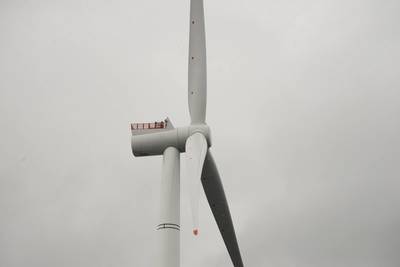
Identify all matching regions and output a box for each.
[193,228,199,236]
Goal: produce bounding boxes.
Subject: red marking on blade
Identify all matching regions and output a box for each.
[193,229,199,236]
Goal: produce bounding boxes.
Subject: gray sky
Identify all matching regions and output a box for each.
[1,0,400,266]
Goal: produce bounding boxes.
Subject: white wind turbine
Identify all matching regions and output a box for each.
[130,1,244,266]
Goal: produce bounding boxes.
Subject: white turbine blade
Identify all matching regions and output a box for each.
[188,0,207,124]
[201,151,244,266]
[185,132,208,235]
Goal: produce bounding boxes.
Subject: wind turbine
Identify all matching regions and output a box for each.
[130,1,244,266]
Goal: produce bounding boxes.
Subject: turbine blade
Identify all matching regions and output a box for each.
[188,0,207,124]
[185,132,208,234]
[201,151,244,267]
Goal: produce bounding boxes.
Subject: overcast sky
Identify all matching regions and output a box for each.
[1,0,400,266]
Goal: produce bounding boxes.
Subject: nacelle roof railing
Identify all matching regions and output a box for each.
[131,121,167,130]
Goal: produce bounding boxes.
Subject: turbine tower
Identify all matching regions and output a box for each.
[130,1,244,266]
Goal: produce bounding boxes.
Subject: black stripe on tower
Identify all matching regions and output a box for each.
[156,223,180,231]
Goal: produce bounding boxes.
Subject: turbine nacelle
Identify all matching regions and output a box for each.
[131,118,211,157]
